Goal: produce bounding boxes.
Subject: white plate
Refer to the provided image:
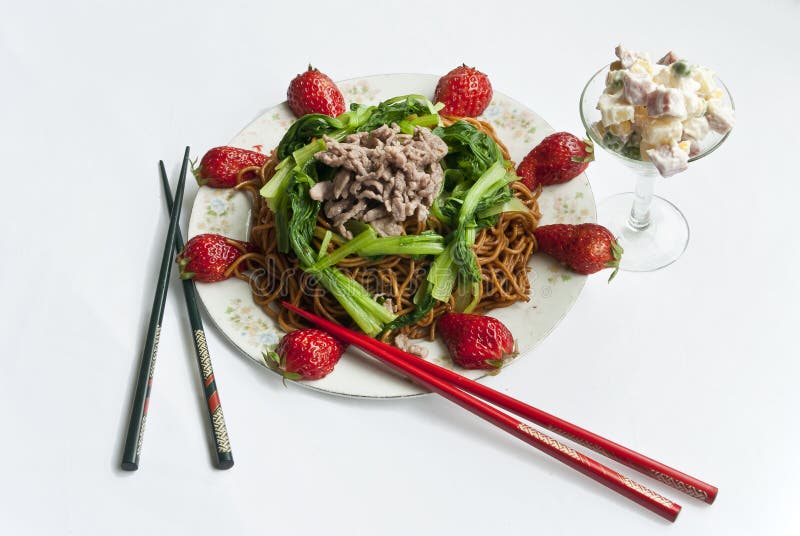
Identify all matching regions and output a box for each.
[188,73,596,398]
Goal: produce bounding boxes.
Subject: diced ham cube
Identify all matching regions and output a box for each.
[622,71,656,105]
[657,51,681,65]
[614,44,649,69]
[705,100,735,134]
[646,142,689,177]
[646,87,687,119]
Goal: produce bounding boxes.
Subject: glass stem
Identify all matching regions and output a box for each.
[628,172,654,230]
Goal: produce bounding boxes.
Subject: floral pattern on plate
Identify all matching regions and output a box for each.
[192,188,251,240]
[481,100,539,147]
[339,80,381,104]
[548,191,594,224]
[192,190,235,235]
[224,297,281,352]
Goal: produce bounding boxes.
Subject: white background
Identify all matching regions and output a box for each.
[2,1,799,534]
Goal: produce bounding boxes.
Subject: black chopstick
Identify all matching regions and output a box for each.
[159,161,234,470]
[121,147,190,471]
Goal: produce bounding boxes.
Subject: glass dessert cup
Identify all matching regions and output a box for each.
[579,65,733,272]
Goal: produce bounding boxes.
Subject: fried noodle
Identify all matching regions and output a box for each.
[231,116,541,342]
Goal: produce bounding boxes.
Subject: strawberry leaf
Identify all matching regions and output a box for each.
[189,158,207,186]
[283,371,303,381]
[485,359,504,369]
[177,257,195,279]
[572,138,595,163]
[611,240,624,260]
[262,350,282,370]
[605,239,624,283]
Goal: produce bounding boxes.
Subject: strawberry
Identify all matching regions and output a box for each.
[437,313,515,370]
[515,154,539,191]
[434,64,493,117]
[516,132,594,190]
[265,329,345,381]
[192,146,268,188]
[177,233,254,283]
[287,65,346,118]
[534,223,623,281]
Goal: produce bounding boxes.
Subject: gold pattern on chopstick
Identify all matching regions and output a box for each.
[546,423,706,503]
[212,407,232,453]
[194,330,231,453]
[148,324,161,379]
[194,330,213,380]
[516,423,587,463]
[545,425,613,459]
[619,476,675,507]
[520,423,675,508]
[649,470,709,501]
[137,324,162,457]
[136,414,146,457]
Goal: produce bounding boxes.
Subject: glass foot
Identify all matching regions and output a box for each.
[597,193,690,272]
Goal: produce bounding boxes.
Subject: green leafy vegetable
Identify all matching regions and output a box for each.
[313,227,445,258]
[285,169,319,267]
[358,94,438,133]
[477,197,528,219]
[260,138,326,215]
[313,269,396,336]
[433,120,504,186]
[317,230,333,260]
[276,114,342,160]
[307,227,377,272]
[428,241,459,302]
[357,232,445,257]
[448,160,513,286]
[273,193,290,253]
[424,122,519,312]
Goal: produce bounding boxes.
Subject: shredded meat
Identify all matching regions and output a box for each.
[309,124,448,238]
[394,333,429,358]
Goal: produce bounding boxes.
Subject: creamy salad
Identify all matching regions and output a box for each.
[594,44,734,177]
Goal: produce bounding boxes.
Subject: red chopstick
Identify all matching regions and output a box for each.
[282,302,683,522]
[286,302,716,503]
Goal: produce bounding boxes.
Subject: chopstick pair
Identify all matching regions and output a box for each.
[282,302,718,522]
[121,148,233,470]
